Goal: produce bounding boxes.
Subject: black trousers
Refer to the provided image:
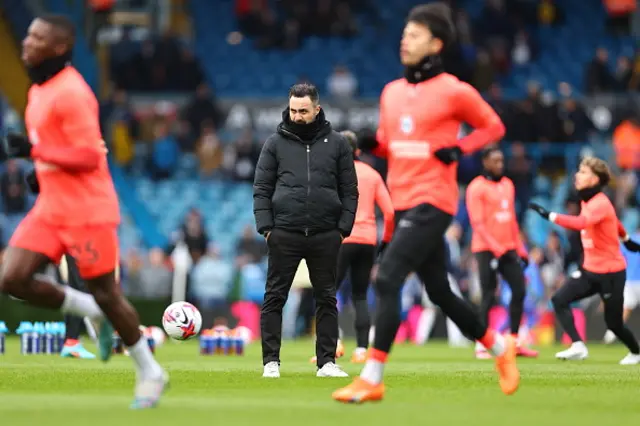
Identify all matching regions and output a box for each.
[261,228,342,367]
[476,250,526,334]
[373,203,487,353]
[336,243,376,348]
[54,256,87,341]
[552,268,640,354]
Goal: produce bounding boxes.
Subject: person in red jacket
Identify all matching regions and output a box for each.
[466,146,538,359]
[332,3,519,404]
[529,156,640,364]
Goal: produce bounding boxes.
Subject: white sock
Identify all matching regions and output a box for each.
[61,287,103,319]
[487,333,506,357]
[128,336,164,380]
[360,360,384,384]
[354,347,367,355]
[572,341,587,350]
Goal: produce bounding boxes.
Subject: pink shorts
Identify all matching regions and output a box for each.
[10,213,119,279]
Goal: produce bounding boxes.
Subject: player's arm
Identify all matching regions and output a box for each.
[31,90,104,172]
[337,136,359,238]
[374,174,395,243]
[253,136,278,236]
[455,83,506,154]
[529,199,606,231]
[617,221,640,252]
[466,182,506,257]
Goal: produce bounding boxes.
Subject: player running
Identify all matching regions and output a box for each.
[332,3,518,404]
[337,130,393,362]
[529,157,640,364]
[0,15,167,408]
[466,146,538,359]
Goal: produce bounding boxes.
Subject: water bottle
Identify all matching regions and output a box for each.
[32,322,45,354]
[56,322,66,352]
[44,323,55,355]
[199,332,213,355]
[0,321,8,355]
[17,322,33,355]
[233,335,245,356]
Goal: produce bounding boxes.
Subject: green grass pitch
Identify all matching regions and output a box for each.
[0,338,638,425]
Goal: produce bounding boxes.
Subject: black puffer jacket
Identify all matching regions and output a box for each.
[253,109,358,237]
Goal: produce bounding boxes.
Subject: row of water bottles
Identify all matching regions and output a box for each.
[199,326,246,356]
[15,321,67,355]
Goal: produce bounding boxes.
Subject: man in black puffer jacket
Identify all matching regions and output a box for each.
[253,83,358,378]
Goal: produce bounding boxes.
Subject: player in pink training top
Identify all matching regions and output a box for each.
[529,156,640,364]
[0,15,167,408]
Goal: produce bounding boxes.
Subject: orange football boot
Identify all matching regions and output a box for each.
[496,335,520,395]
[332,378,384,404]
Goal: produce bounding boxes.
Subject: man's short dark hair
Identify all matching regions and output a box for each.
[289,83,319,104]
[39,14,76,46]
[407,2,456,48]
[481,144,502,159]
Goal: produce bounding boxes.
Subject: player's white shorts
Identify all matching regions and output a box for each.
[623,283,640,310]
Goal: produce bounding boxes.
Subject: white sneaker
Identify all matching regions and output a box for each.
[619,353,640,365]
[316,362,349,377]
[603,330,617,344]
[556,342,588,361]
[262,361,280,378]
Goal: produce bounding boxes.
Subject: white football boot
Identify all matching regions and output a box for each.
[556,342,589,361]
[619,353,640,365]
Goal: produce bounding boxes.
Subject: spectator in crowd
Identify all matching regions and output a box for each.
[183,83,224,139]
[177,46,205,91]
[196,121,224,178]
[537,0,564,26]
[228,128,260,182]
[190,245,233,307]
[126,248,173,299]
[540,232,565,292]
[505,142,533,223]
[614,56,634,91]
[169,208,210,264]
[149,121,180,180]
[327,65,358,100]
[0,160,27,214]
[235,224,268,267]
[586,48,614,94]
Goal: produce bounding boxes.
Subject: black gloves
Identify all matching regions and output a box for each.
[2,133,32,159]
[25,170,40,194]
[624,239,640,252]
[433,146,462,165]
[528,202,550,220]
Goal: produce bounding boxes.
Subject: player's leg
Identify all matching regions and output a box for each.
[475,251,498,358]
[604,283,636,344]
[262,229,304,376]
[417,239,519,395]
[306,230,345,376]
[334,204,518,402]
[64,225,166,409]
[499,252,538,357]
[601,271,640,364]
[0,216,104,320]
[551,271,597,360]
[58,255,96,359]
[349,244,376,362]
